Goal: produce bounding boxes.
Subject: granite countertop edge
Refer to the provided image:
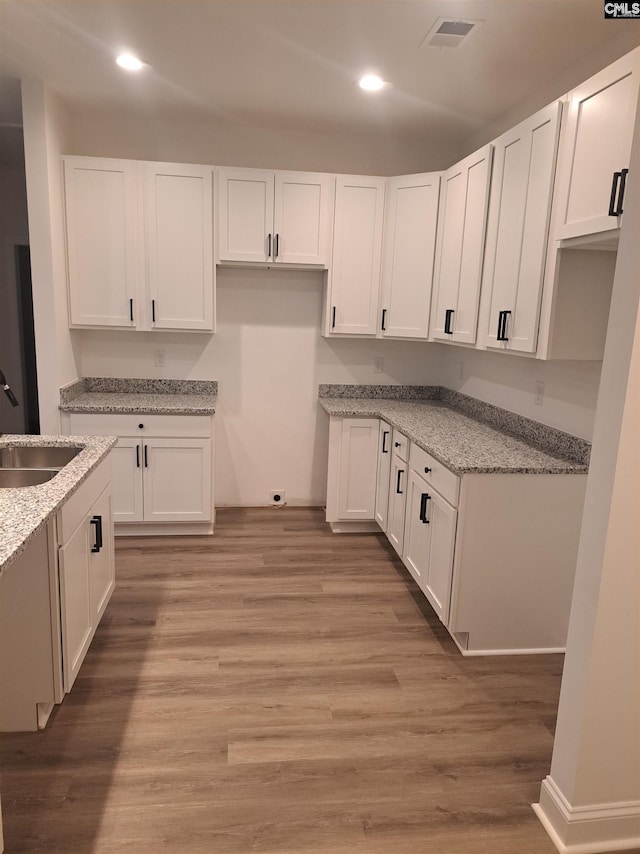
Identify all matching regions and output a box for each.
[318,398,588,476]
[0,434,117,576]
[59,393,217,415]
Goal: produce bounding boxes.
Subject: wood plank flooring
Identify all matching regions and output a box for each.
[0,507,574,853]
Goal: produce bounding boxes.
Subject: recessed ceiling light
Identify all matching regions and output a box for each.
[358,74,389,92]
[116,53,145,72]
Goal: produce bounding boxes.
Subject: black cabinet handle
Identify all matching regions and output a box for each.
[424,467,432,474]
[332,306,336,329]
[381,309,387,331]
[396,469,404,494]
[151,299,156,322]
[394,441,401,448]
[267,233,272,258]
[444,308,454,335]
[382,430,389,454]
[136,445,140,468]
[608,171,622,216]
[138,423,144,429]
[617,168,629,216]
[275,233,280,258]
[497,310,511,342]
[144,445,148,468]
[90,515,102,553]
[129,298,134,322]
[419,493,431,524]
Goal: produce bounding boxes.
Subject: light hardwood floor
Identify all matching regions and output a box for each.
[0,507,585,853]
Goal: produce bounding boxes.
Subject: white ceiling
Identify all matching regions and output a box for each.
[1,0,639,146]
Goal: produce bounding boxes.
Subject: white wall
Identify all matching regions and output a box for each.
[21,81,79,434]
[461,31,640,156]
[77,268,443,505]
[439,347,602,441]
[68,109,461,176]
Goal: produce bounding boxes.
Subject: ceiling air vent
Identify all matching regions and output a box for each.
[421,17,482,49]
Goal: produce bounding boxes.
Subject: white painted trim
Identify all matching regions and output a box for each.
[534,776,640,853]
[459,646,566,657]
[115,523,213,537]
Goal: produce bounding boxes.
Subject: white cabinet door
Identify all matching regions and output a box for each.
[328,176,386,335]
[431,146,493,344]
[142,438,212,522]
[273,171,333,266]
[58,515,93,692]
[374,420,392,531]
[217,168,275,262]
[145,163,214,330]
[110,438,144,523]
[336,418,379,520]
[555,48,640,240]
[482,101,561,353]
[380,173,440,339]
[403,470,457,625]
[64,157,138,328]
[387,453,408,557]
[89,488,115,625]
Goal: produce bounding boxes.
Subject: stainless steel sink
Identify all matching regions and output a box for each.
[0,445,82,470]
[0,468,58,488]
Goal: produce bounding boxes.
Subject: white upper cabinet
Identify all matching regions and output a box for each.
[64,157,137,328]
[553,47,640,241]
[380,173,440,339]
[64,156,215,332]
[480,101,562,354]
[145,162,214,330]
[431,146,493,345]
[217,168,332,266]
[327,175,386,336]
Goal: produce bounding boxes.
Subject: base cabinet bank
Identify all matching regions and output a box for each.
[0,454,115,732]
[326,415,587,655]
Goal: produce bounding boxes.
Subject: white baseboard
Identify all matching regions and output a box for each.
[533,775,640,853]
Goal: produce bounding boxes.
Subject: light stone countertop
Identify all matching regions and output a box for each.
[59,377,217,415]
[0,434,117,576]
[59,391,217,415]
[318,398,588,475]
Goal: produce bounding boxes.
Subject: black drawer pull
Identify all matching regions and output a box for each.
[381,308,387,331]
[275,233,280,258]
[424,467,432,474]
[394,441,401,448]
[136,445,140,468]
[396,469,404,494]
[497,310,511,342]
[267,233,272,258]
[419,493,431,524]
[129,298,134,322]
[151,299,156,322]
[90,515,103,553]
[144,445,148,468]
[332,306,336,329]
[444,308,454,335]
[382,431,389,454]
[616,168,629,216]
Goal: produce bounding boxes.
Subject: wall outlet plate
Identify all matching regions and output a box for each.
[154,349,166,367]
[535,381,545,406]
[270,490,286,505]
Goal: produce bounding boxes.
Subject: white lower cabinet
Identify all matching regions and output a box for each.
[65,413,214,532]
[0,455,115,731]
[59,482,114,692]
[386,444,408,556]
[403,468,457,624]
[325,416,380,529]
[325,414,587,655]
[374,420,392,530]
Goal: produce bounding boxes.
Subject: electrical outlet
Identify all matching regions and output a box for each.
[535,381,545,406]
[270,490,286,506]
[373,355,384,373]
[154,349,166,367]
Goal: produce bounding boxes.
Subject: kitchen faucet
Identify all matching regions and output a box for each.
[0,369,20,436]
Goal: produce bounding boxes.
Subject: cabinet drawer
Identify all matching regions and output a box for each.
[58,457,112,543]
[392,430,409,462]
[409,443,460,507]
[68,413,212,439]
